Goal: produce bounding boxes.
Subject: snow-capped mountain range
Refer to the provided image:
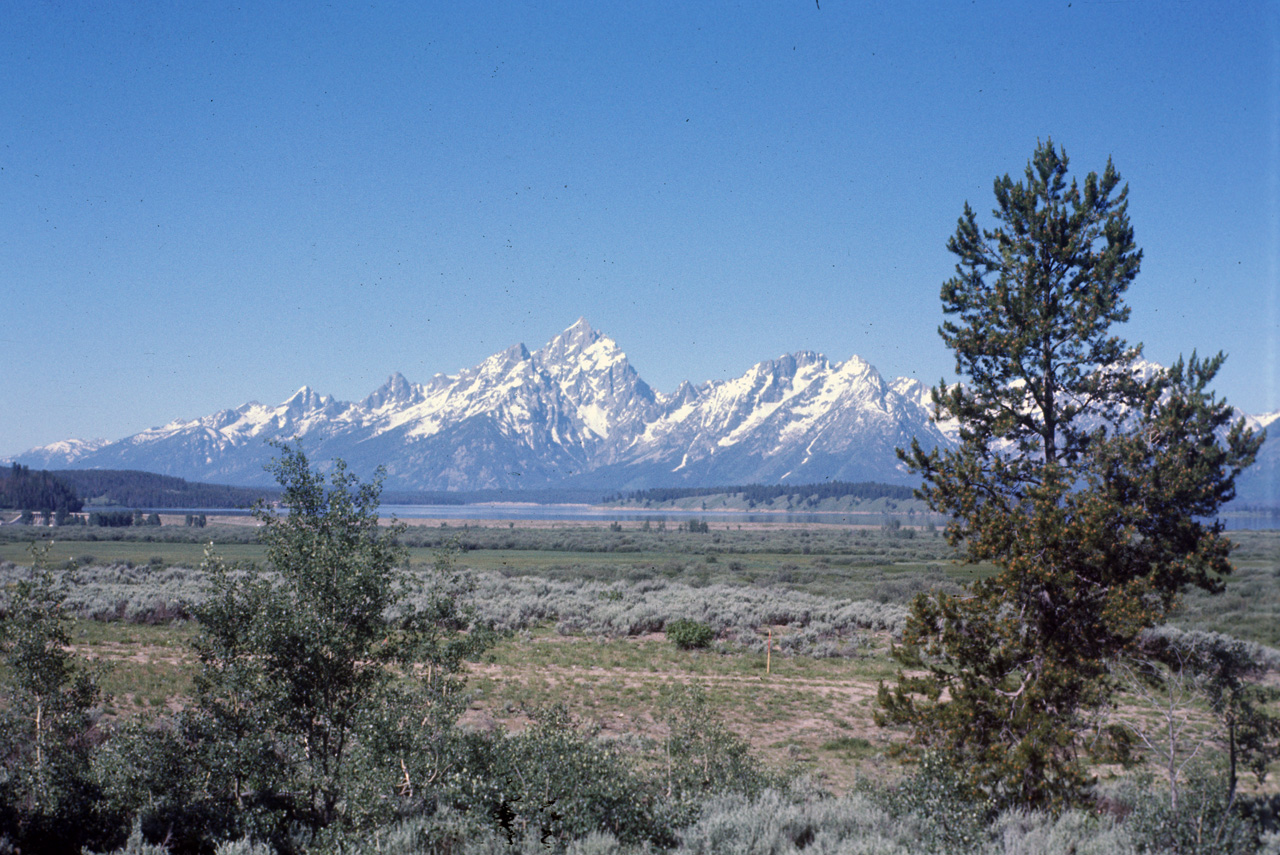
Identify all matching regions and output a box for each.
[10,319,1278,503]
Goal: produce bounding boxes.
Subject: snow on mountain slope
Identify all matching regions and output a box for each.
[1245,409,1280,433]
[12,320,1277,496]
[11,438,111,468]
[531,317,661,452]
[617,351,952,486]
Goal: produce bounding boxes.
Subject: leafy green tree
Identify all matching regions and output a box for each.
[0,544,107,851]
[877,140,1263,809]
[191,443,492,843]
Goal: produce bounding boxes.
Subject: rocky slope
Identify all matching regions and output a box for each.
[12,319,1276,500]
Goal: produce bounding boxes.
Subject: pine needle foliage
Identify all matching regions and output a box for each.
[877,140,1264,810]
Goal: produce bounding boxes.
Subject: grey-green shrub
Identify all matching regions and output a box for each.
[986,810,1134,855]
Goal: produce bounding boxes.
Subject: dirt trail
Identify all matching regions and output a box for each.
[469,660,879,698]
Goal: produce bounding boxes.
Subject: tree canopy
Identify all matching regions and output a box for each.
[0,464,82,514]
[190,443,493,843]
[877,140,1264,809]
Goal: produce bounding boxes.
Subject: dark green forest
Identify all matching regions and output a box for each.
[0,464,83,513]
[49,469,276,509]
[604,480,916,506]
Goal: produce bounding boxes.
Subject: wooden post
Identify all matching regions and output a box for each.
[767,627,772,675]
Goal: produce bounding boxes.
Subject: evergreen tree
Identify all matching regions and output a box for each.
[0,464,83,514]
[876,140,1263,809]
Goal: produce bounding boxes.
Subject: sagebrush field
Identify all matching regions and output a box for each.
[2,518,1276,791]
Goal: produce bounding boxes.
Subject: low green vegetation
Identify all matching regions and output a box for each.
[1,448,1278,852]
[1,498,1277,851]
[664,618,716,650]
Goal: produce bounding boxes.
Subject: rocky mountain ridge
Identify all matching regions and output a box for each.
[11,319,1277,503]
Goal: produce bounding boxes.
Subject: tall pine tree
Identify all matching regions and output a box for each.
[877,140,1263,809]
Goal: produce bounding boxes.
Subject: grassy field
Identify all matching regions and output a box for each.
[465,625,906,792]
[60,616,903,791]
[2,519,1277,794]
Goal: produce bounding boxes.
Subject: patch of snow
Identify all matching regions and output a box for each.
[1252,410,1280,430]
[579,403,610,438]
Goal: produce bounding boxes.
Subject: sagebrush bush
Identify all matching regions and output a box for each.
[875,751,994,853]
[658,685,773,829]
[986,809,1134,855]
[677,788,923,855]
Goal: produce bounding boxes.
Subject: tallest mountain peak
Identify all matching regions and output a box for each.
[538,318,608,364]
[562,316,598,345]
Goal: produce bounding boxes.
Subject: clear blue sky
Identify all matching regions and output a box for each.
[2,1,1277,457]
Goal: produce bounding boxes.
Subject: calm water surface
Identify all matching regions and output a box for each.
[126,504,1277,530]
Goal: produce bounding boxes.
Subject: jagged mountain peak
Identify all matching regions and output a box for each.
[764,350,825,373]
[281,386,332,413]
[470,342,533,377]
[836,352,874,374]
[1247,409,1280,432]
[13,320,1275,501]
[890,375,926,395]
[361,372,424,411]
[535,318,614,368]
[525,320,657,445]
[563,315,596,343]
[665,380,704,408]
[503,341,534,362]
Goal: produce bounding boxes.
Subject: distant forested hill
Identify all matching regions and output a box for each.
[605,480,916,506]
[53,469,277,509]
[379,488,607,505]
[0,464,83,512]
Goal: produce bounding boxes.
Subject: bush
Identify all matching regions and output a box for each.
[0,546,112,853]
[1120,768,1262,855]
[659,685,771,828]
[449,706,661,846]
[666,618,715,650]
[677,787,919,855]
[874,751,994,853]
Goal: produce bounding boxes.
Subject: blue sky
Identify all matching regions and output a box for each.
[2,1,1277,457]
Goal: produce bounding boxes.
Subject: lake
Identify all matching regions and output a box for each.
[118,503,1279,530]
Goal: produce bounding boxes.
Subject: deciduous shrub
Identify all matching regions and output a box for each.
[449,706,662,847]
[665,618,715,650]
